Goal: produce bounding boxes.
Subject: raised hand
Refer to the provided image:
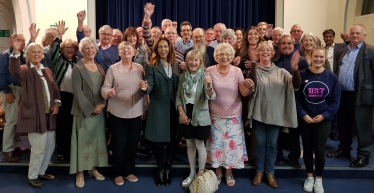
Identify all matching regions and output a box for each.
[139,80,148,91]
[179,62,185,70]
[340,32,349,41]
[291,50,300,71]
[10,35,22,54]
[107,88,115,98]
[77,10,86,22]
[29,23,40,42]
[205,72,212,87]
[56,20,69,39]
[144,3,155,18]
[233,56,240,67]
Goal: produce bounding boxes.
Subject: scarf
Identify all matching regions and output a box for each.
[182,68,203,96]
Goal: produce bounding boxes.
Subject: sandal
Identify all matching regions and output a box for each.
[38,174,55,181]
[225,175,235,187]
[216,174,223,184]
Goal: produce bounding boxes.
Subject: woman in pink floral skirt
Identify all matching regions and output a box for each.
[205,43,255,187]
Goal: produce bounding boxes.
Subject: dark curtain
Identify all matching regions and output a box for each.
[96,0,275,37]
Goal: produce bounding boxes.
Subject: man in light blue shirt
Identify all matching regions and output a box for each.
[328,24,374,168]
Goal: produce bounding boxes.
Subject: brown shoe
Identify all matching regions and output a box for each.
[266,174,278,189]
[2,152,20,162]
[13,147,30,155]
[252,172,263,186]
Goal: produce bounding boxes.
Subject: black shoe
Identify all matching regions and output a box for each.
[328,132,339,141]
[275,159,284,166]
[326,150,350,158]
[28,178,43,188]
[154,169,164,186]
[289,159,301,168]
[349,156,369,167]
[163,168,171,186]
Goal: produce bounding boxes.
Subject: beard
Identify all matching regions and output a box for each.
[192,41,206,56]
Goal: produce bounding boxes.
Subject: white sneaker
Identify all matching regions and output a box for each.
[314,179,324,193]
[303,177,314,192]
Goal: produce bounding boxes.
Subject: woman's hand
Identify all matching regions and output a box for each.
[303,115,315,124]
[233,56,241,67]
[10,36,22,54]
[56,20,69,39]
[92,104,105,115]
[144,2,155,18]
[29,23,40,42]
[107,88,115,98]
[141,111,147,120]
[179,113,190,125]
[313,114,325,123]
[205,72,212,87]
[139,80,148,91]
[243,78,255,92]
[51,103,60,115]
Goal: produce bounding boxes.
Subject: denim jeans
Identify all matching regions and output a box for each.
[253,120,280,174]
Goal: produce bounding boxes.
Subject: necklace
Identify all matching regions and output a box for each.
[216,65,231,74]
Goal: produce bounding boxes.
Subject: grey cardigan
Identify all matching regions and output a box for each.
[175,71,216,126]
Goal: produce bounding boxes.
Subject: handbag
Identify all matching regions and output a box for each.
[189,169,219,193]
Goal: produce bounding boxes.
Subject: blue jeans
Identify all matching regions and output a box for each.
[253,120,280,174]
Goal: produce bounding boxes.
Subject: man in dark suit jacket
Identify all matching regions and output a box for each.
[322,29,348,141]
[327,24,374,168]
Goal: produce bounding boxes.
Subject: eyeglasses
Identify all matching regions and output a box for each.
[218,53,232,57]
[165,32,176,35]
[112,35,122,39]
[181,29,191,32]
[64,46,75,50]
[291,30,302,33]
[100,33,112,37]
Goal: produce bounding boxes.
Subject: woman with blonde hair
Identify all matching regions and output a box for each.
[300,33,331,70]
[176,50,216,187]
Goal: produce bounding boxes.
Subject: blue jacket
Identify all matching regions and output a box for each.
[0,48,26,93]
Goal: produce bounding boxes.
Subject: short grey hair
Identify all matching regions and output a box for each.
[220,29,236,42]
[272,27,284,34]
[79,37,98,53]
[24,43,44,60]
[291,24,303,30]
[213,42,235,60]
[98,25,112,34]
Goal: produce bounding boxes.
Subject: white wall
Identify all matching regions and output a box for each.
[283,0,346,44]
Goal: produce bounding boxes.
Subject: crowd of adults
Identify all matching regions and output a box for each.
[1,2,374,192]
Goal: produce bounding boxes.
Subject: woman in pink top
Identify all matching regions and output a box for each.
[205,43,255,187]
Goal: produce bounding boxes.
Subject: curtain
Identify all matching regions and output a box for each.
[95,0,275,37]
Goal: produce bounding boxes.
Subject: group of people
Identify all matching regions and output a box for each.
[1,2,373,192]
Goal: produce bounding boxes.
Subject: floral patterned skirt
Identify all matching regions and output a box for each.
[206,115,248,169]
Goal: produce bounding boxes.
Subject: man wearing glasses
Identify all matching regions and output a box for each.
[175,21,193,54]
[290,24,304,50]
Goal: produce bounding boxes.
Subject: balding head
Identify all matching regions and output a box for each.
[213,23,226,40]
[161,19,172,32]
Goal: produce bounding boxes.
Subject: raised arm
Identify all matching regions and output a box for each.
[290,50,302,89]
[142,3,155,49]
[76,10,86,43]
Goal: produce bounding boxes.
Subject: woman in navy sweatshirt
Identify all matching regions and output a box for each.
[295,47,341,193]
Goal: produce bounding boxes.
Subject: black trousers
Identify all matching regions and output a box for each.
[337,91,355,153]
[300,120,331,177]
[55,91,74,157]
[355,105,373,156]
[108,113,142,177]
[288,127,301,161]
